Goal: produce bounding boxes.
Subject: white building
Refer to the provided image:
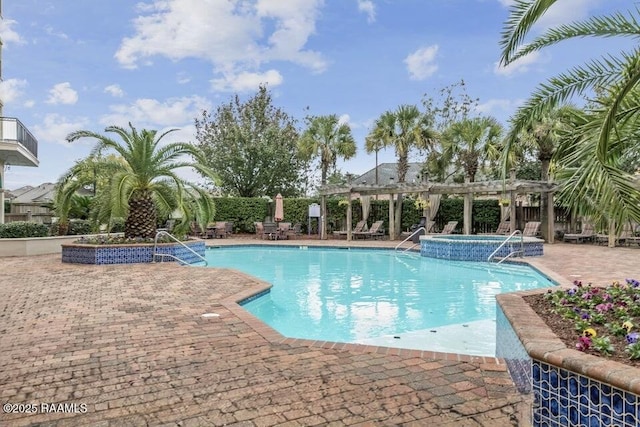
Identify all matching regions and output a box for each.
[0,1,39,223]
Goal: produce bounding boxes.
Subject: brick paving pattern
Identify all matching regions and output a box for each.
[1,239,638,426]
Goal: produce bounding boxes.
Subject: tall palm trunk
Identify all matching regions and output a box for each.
[125,190,157,238]
[395,153,409,236]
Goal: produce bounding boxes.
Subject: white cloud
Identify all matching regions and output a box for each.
[0,19,25,46]
[404,45,439,80]
[46,82,78,105]
[475,98,524,116]
[0,79,28,104]
[357,0,376,23]
[24,100,36,108]
[211,69,283,93]
[177,72,191,85]
[32,113,90,146]
[104,84,125,98]
[494,51,542,76]
[99,95,212,128]
[115,0,326,89]
[338,114,351,126]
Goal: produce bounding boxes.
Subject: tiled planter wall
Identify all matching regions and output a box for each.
[61,241,205,265]
[497,292,640,427]
[420,236,543,261]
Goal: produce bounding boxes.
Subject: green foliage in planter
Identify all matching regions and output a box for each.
[0,221,50,238]
[68,220,93,235]
[108,218,125,233]
[433,198,501,233]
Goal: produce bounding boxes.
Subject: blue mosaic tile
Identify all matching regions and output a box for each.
[420,237,543,261]
[62,241,205,265]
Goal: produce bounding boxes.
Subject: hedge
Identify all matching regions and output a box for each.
[210,196,502,234]
[0,221,50,238]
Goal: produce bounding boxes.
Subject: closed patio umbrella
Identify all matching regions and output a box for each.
[274,193,284,222]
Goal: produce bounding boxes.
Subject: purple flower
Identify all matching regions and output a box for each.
[580,311,591,320]
[626,333,639,344]
[626,278,640,288]
[567,288,577,296]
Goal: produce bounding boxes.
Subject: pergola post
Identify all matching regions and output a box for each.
[346,193,353,241]
[463,177,472,235]
[608,221,616,248]
[546,191,555,243]
[388,193,395,240]
[509,191,517,233]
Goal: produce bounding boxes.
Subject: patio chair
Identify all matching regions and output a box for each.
[254,222,264,239]
[291,223,302,238]
[563,223,594,243]
[333,220,366,238]
[523,221,541,237]
[189,222,206,239]
[263,222,279,240]
[353,220,385,239]
[278,222,291,240]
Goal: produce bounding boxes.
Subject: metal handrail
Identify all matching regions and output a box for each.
[394,226,426,252]
[153,230,208,266]
[488,230,523,263]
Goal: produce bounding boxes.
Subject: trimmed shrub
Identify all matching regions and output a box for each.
[68,220,93,235]
[0,221,50,238]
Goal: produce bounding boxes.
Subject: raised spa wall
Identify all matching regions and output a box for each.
[61,240,205,264]
[497,290,640,427]
[419,235,544,261]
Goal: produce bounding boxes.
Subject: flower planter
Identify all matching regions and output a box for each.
[61,240,205,265]
[497,291,640,427]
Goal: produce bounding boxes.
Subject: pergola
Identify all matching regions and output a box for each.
[317,172,558,243]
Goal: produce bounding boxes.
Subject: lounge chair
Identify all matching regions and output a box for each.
[563,223,594,243]
[479,221,510,235]
[353,220,385,239]
[439,221,458,234]
[333,220,366,238]
[523,221,541,237]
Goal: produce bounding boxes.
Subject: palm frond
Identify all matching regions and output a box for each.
[499,0,559,65]
[509,8,640,63]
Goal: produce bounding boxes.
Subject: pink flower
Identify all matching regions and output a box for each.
[576,336,592,352]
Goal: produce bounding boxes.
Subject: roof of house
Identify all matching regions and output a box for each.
[9,183,57,204]
[352,163,425,186]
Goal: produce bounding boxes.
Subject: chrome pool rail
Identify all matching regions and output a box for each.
[394,226,426,253]
[488,230,523,263]
[153,230,208,266]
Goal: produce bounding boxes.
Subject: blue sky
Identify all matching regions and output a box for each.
[0,0,629,189]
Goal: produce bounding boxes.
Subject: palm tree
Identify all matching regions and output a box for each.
[367,105,434,236]
[499,1,640,226]
[298,115,357,185]
[299,115,357,239]
[441,116,503,183]
[58,123,216,239]
[365,111,396,186]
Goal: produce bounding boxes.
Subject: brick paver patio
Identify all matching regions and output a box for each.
[1,238,638,426]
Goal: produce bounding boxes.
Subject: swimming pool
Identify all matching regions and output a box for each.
[205,246,554,356]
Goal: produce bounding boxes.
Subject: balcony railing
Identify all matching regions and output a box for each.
[0,117,38,159]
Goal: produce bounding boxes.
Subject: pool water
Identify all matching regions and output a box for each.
[205,246,554,356]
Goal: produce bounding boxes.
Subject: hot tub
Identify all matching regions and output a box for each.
[419,234,544,261]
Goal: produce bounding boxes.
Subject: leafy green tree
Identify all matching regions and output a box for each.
[440,116,503,183]
[58,123,215,238]
[499,0,640,226]
[195,86,306,198]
